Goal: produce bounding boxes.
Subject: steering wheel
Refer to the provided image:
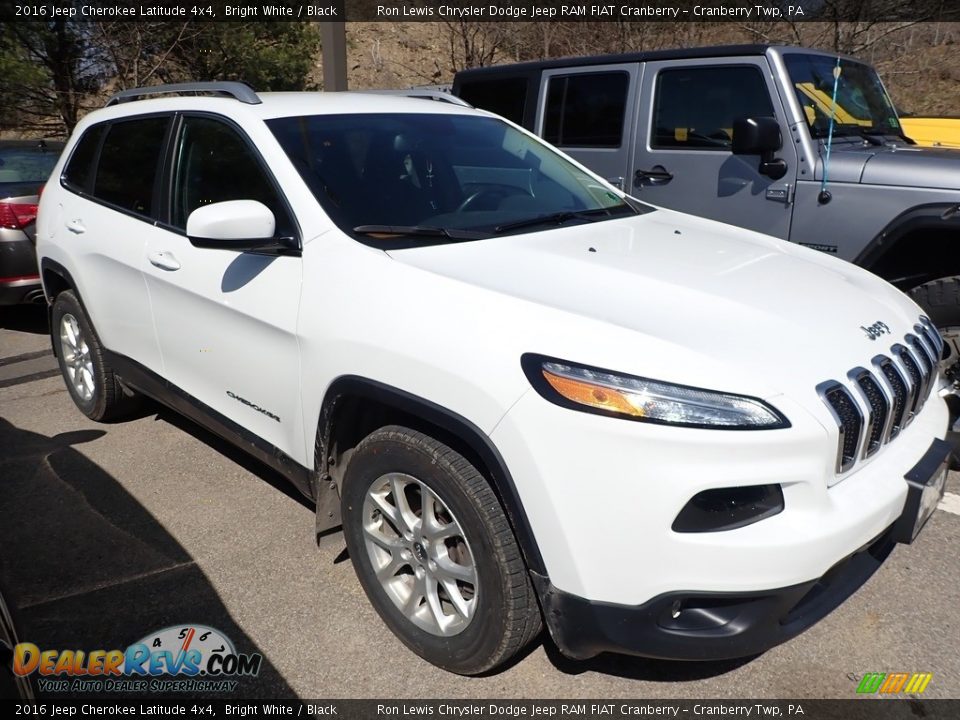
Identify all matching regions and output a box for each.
[457,185,531,213]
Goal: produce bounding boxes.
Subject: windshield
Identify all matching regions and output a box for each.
[267,113,639,241]
[783,54,901,139]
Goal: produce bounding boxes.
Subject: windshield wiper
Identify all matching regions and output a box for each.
[494,205,631,234]
[826,126,894,146]
[860,125,916,145]
[352,225,487,240]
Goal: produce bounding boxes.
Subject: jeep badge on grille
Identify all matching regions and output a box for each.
[861,321,891,341]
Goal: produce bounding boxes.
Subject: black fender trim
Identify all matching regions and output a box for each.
[38,259,80,356]
[103,350,314,499]
[38,258,78,305]
[319,375,547,575]
[855,202,960,286]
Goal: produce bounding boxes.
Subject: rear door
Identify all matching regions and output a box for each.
[633,58,798,239]
[535,64,639,190]
[55,116,170,373]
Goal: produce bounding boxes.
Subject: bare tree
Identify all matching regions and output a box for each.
[92,21,195,90]
[443,21,508,72]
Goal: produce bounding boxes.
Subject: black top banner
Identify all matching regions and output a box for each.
[3,0,960,23]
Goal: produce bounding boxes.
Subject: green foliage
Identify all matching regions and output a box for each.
[0,31,47,129]
[1,21,321,134]
[167,23,321,91]
[0,21,101,134]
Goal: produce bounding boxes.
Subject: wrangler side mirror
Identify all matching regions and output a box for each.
[732,117,787,180]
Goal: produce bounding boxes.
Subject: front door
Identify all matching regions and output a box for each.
[633,58,798,240]
[142,114,305,461]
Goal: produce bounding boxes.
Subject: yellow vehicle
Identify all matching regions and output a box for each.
[796,81,960,148]
[899,117,960,148]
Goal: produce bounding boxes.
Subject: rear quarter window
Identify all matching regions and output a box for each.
[62,125,106,193]
[457,77,528,126]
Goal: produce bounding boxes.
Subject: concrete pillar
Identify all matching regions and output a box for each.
[320,22,348,91]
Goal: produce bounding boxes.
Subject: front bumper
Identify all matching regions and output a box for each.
[492,387,949,606]
[533,522,897,661]
[532,434,951,660]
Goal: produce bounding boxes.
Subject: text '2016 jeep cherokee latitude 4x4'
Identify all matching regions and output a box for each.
[37,82,954,675]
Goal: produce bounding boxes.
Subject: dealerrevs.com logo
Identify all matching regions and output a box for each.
[13,624,262,693]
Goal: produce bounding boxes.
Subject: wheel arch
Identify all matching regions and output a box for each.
[855,203,960,289]
[39,259,81,357]
[316,375,546,575]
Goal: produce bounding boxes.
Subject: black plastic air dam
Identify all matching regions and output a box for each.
[672,484,784,533]
[944,392,960,470]
[530,525,896,661]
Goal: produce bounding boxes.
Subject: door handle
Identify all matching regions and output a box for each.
[65,219,85,234]
[634,166,674,187]
[148,251,181,271]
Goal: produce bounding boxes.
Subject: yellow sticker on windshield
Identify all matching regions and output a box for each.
[675,128,688,142]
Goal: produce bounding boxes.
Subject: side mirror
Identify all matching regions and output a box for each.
[732,117,781,155]
[732,117,787,180]
[187,200,296,253]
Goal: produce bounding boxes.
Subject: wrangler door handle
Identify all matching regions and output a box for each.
[65,219,85,234]
[634,166,674,187]
[148,251,181,271]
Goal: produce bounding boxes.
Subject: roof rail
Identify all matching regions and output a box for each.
[354,89,473,108]
[105,81,261,107]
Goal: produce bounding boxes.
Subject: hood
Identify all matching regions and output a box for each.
[386,209,926,400]
[818,140,960,190]
[861,144,960,189]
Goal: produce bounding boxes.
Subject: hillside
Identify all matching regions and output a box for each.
[344,21,960,117]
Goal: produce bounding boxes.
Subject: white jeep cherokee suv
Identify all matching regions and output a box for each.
[36,82,954,675]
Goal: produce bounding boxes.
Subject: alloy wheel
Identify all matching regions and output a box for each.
[60,313,95,402]
[362,472,478,636]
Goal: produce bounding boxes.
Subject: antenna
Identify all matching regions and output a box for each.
[818,57,842,205]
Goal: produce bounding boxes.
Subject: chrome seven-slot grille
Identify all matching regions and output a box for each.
[819,318,945,474]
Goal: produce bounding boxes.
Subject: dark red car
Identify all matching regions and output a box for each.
[1,139,64,305]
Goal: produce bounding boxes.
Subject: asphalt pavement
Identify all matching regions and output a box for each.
[1,304,958,700]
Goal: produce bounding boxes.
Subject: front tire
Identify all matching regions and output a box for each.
[341,425,541,674]
[51,290,139,421]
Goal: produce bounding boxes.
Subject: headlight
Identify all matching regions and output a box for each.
[522,355,788,429]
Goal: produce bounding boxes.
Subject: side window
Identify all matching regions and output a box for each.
[63,125,106,193]
[652,66,774,150]
[457,77,527,126]
[171,116,291,236]
[93,117,168,215]
[543,72,628,148]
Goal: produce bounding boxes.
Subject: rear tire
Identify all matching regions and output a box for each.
[341,425,541,675]
[51,290,139,421]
